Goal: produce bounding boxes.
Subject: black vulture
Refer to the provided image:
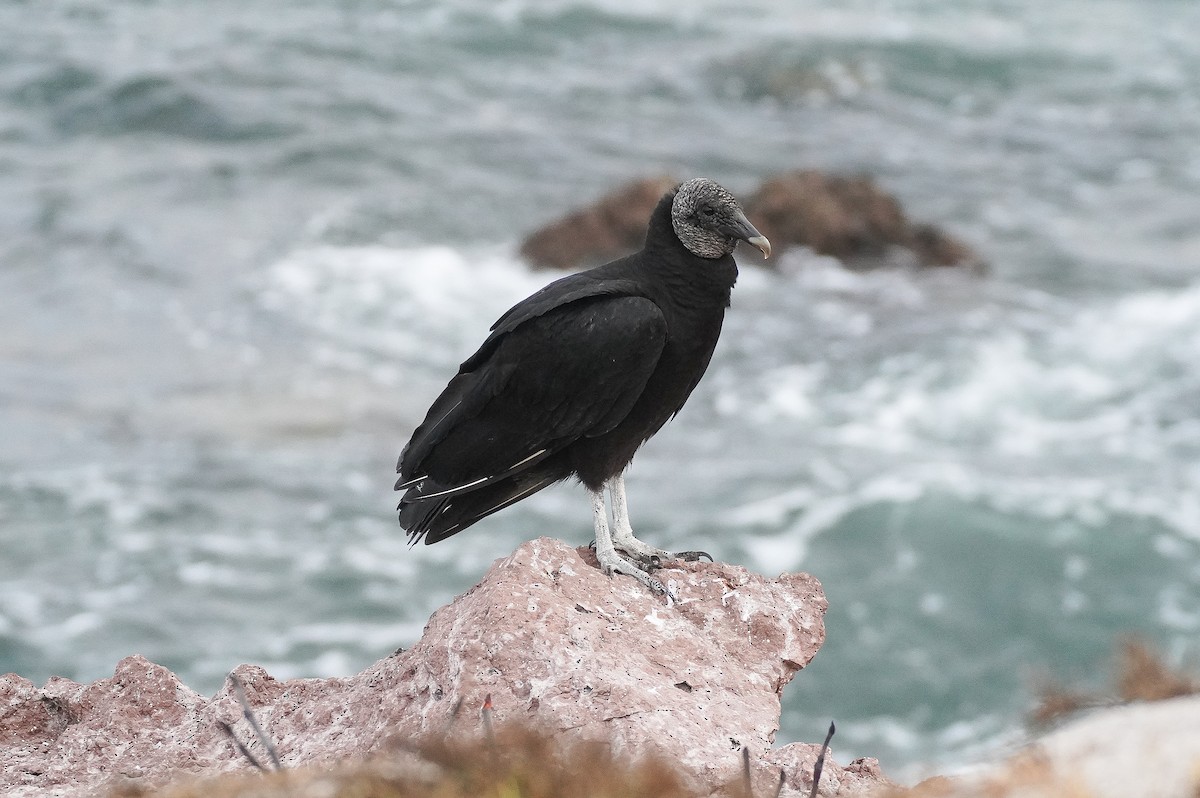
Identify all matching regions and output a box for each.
[396,178,770,594]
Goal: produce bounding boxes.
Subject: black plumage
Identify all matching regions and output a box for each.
[396,178,770,593]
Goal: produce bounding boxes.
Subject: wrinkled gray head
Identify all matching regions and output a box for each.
[670,178,771,260]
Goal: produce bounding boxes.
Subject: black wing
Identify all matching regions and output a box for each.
[466,265,644,369]
[397,292,667,496]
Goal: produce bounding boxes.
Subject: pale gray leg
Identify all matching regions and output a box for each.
[608,474,714,566]
[606,474,670,565]
[589,485,667,596]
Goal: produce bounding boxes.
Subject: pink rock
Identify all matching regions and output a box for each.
[0,538,887,796]
[1,657,213,796]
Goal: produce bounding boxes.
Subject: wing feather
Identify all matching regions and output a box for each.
[397,293,666,498]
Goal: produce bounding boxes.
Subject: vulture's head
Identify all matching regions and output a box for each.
[671,178,771,260]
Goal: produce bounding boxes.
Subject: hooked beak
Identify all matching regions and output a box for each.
[745,234,772,259]
[721,209,772,259]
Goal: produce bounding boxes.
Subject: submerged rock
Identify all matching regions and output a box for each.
[0,538,886,797]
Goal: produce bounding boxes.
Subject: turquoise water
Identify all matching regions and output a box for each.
[2,0,1199,777]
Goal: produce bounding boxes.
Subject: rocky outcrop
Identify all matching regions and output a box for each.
[744,171,982,271]
[0,538,887,797]
[518,172,983,272]
[2,657,213,796]
[884,695,1200,798]
[519,176,677,270]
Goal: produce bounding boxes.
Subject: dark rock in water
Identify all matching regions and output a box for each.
[910,222,984,269]
[745,170,985,272]
[518,176,677,270]
[0,538,891,797]
[520,171,985,273]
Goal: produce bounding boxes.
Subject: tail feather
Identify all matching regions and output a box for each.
[399,469,562,545]
[393,447,551,499]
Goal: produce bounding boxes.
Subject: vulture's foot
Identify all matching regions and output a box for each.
[611,533,672,569]
[595,547,678,602]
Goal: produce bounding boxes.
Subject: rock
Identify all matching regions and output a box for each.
[909,224,981,270]
[760,743,893,797]
[0,538,887,797]
[881,696,1200,798]
[518,176,677,270]
[1029,695,1200,798]
[744,171,983,271]
[517,172,984,273]
[1,658,214,796]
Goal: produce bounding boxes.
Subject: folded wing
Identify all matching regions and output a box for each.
[397,293,667,543]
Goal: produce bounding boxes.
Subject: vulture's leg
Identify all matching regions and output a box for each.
[607,474,712,565]
[589,484,668,596]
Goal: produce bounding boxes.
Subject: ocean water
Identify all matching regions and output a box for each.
[2,0,1199,778]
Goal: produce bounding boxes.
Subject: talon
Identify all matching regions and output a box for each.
[674,550,713,562]
[615,545,670,570]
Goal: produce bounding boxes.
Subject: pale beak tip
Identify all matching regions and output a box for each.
[748,235,772,259]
